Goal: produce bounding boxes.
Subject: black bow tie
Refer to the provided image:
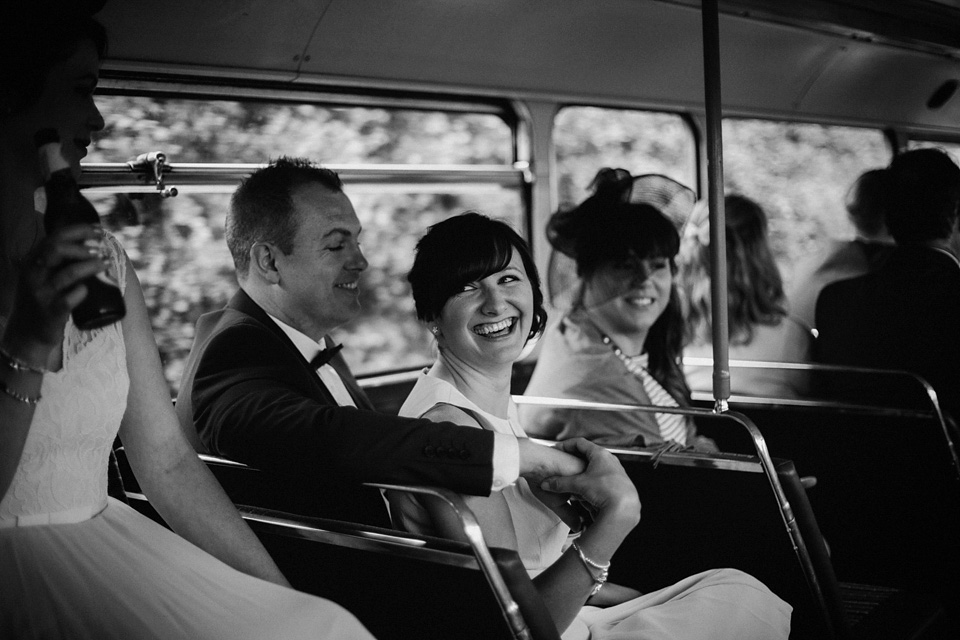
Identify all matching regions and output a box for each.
[310,343,343,369]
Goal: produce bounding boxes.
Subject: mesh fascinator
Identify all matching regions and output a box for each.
[546,168,697,307]
[547,168,696,259]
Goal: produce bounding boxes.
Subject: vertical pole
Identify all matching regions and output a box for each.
[701,0,731,411]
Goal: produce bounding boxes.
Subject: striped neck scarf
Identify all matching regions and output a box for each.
[599,332,687,445]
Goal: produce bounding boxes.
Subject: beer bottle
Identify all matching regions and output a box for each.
[35,128,126,330]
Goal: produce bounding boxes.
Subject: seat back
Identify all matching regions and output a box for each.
[690,396,960,609]
[608,446,839,640]
[115,447,560,640]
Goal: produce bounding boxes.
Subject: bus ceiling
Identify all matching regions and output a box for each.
[97,1,960,131]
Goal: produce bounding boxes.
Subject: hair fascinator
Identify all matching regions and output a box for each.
[548,169,695,260]
[546,169,696,308]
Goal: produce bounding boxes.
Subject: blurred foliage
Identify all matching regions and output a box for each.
[88,97,517,395]
[88,97,894,396]
[554,107,892,290]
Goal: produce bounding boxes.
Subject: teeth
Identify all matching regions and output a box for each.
[474,318,514,335]
[336,282,357,290]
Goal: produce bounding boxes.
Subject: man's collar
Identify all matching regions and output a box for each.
[265,313,329,362]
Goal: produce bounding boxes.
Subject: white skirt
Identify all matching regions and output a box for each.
[1,498,373,640]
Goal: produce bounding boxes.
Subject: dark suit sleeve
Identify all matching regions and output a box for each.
[190,318,496,497]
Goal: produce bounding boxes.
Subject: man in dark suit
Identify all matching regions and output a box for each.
[815,148,960,421]
[177,157,583,527]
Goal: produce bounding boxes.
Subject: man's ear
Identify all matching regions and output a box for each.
[250,243,281,284]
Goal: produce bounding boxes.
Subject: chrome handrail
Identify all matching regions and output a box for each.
[367,483,535,640]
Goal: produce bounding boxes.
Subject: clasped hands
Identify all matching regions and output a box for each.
[520,437,641,537]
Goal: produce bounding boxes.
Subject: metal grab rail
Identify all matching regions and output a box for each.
[79,161,527,193]
[369,483,538,640]
[195,452,540,640]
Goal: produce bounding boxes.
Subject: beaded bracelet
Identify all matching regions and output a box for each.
[0,345,48,374]
[1,380,42,405]
[571,541,610,596]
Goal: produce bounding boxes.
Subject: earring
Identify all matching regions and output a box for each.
[430,326,439,336]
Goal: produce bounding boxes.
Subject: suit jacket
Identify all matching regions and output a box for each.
[176,289,496,527]
[814,245,960,420]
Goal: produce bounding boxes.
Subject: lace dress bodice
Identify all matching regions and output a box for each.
[0,234,128,525]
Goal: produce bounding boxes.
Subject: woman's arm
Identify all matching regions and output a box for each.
[116,254,289,586]
[1,225,107,499]
[534,438,641,630]
[412,405,641,633]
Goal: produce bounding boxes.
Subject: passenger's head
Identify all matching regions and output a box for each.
[228,157,367,338]
[679,194,786,345]
[845,169,891,240]
[1,3,108,178]
[548,168,689,399]
[409,212,546,368]
[886,148,960,244]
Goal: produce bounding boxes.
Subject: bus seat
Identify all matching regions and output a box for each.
[609,446,947,640]
[117,462,560,639]
[690,395,960,618]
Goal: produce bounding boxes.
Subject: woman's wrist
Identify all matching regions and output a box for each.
[0,342,50,374]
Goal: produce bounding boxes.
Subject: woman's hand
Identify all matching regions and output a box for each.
[5,224,106,352]
[540,438,640,536]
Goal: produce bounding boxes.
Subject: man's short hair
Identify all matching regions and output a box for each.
[226,157,343,277]
[886,148,960,244]
[845,168,889,238]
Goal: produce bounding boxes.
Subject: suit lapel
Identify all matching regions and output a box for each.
[227,290,375,410]
[227,290,339,405]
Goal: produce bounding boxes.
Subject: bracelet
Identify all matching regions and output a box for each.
[0,381,42,405]
[571,541,610,596]
[0,345,48,374]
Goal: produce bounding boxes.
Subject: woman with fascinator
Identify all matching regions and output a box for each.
[521,169,717,450]
[678,194,813,398]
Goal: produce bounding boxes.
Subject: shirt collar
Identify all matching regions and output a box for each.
[265,313,329,363]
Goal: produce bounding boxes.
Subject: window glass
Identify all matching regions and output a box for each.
[553,107,697,210]
[906,140,960,164]
[88,96,519,394]
[721,119,891,285]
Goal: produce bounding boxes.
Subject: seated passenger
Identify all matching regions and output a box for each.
[1,7,371,638]
[521,169,715,450]
[787,169,895,330]
[388,212,792,640]
[679,195,813,398]
[176,158,583,528]
[815,148,960,421]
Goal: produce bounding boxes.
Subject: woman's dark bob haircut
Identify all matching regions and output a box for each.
[409,212,548,341]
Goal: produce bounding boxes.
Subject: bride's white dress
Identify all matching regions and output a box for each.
[0,234,372,639]
[395,374,792,640]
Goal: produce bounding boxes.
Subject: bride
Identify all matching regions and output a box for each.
[388,212,792,640]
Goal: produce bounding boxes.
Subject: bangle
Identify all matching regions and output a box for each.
[1,381,41,405]
[571,541,610,596]
[0,345,48,374]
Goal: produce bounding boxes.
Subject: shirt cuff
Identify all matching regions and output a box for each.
[491,432,520,492]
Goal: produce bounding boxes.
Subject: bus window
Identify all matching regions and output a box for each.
[721,119,891,285]
[553,107,697,210]
[906,140,960,164]
[85,96,521,394]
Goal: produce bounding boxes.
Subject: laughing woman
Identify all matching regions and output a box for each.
[387,212,791,640]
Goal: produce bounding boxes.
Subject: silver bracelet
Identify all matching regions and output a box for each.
[571,540,610,596]
[1,381,42,405]
[0,345,48,374]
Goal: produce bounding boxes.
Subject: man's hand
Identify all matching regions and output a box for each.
[539,438,640,534]
[517,438,585,483]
